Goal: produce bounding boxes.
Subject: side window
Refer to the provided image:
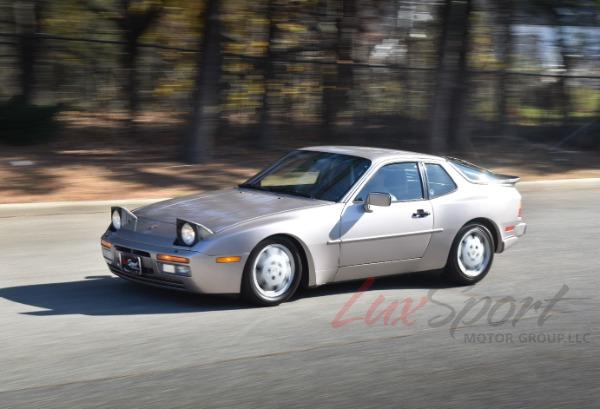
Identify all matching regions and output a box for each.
[357,162,423,202]
[425,163,457,198]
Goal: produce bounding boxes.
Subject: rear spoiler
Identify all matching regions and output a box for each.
[446,157,520,186]
[491,173,520,185]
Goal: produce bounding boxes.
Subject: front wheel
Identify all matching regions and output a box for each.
[242,237,302,306]
[444,223,494,285]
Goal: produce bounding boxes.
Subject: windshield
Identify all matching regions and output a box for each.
[239,150,371,202]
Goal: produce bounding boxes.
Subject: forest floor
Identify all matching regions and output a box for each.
[2,111,600,204]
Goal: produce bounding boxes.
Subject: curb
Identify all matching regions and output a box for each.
[517,177,600,192]
[0,198,169,218]
[1,177,600,217]
[519,177,600,186]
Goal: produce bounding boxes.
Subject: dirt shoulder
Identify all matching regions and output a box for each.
[2,112,600,204]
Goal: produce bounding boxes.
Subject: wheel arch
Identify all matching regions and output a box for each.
[462,217,501,252]
[255,233,314,289]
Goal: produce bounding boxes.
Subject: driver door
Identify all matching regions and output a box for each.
[338,162,433,267]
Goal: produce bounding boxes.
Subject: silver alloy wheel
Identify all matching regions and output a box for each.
[252,244,295,298]
[457,227,492,277]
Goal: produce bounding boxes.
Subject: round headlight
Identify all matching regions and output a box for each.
[111,209,122,230]
[180,223,196,246]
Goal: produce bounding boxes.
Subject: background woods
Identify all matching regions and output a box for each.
[1,0,600,162]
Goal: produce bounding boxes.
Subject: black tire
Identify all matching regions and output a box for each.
[444,223,495,285]
[241,237,303,306]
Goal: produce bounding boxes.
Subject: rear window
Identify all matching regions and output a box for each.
[448,158,495,184]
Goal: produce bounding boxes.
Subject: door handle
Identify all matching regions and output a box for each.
[412,209,430,218]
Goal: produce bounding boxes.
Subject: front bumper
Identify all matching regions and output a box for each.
[498,222,527,253]
[101,232,248,294]
[109,264,192,292]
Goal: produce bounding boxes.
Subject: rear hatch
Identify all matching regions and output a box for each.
[447,157,520,186]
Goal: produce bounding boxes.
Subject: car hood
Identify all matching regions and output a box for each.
[134,188,327,233]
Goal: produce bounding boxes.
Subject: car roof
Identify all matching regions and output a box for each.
[300,145,443,162]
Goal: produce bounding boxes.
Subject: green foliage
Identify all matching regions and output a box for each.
[0,97,62,146]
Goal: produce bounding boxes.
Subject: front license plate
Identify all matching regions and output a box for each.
[120,253,142,275]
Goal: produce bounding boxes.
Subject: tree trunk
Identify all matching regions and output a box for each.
[428,0,473,154]
[404,28,414,118]
[555,24,572,127]
[122,35,139,123]
[321,0,356,141]
[116,1,163,129]
[494,0,513,136]
[14,0,43,104]
[428,0,452,153]
[447,0,472,152]
[185,0,222,163]
[258,0,276,148]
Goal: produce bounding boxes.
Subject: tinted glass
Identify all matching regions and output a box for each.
[449,158,494,183]
[240,150,371,202]
[357,162,423,201]
[425,164,457,198]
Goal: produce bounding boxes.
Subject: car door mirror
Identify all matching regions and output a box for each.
[364,192,392,212]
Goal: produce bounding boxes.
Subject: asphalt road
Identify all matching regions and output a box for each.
[1,183,599,409]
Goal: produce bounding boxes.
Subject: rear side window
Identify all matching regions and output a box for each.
[425,164,456,198]
[448,158,494,183]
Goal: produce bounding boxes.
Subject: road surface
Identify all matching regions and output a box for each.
[1,183,599,408]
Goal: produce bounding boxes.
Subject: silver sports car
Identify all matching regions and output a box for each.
[100,146,526,306]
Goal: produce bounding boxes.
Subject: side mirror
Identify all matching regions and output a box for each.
[364,192,392,212]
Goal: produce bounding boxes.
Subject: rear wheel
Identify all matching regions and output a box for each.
[444,223,494,285]
[242,237,302,306]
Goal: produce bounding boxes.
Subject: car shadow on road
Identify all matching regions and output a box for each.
[0,271,458,316]
[296,270,458,300]
[0,275,245,316]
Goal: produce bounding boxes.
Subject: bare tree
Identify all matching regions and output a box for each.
[551,9,572,126]
[118,0,164,121]
[321,0,356,140]
[185,0,222,163]
[429,0,473,153]
[493,0,513,135]
[85,0,165,122]
[258,0,277,148]
[13,0,45,104]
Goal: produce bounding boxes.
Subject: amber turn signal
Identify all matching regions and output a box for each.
[101,239,112,249]
[215,256,241,263]
[157,254,190,264]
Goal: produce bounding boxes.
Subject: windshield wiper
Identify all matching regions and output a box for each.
[287,190,314,199]
[240,184,314,199]
[238,183,262,190]
[271,188,315,199]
